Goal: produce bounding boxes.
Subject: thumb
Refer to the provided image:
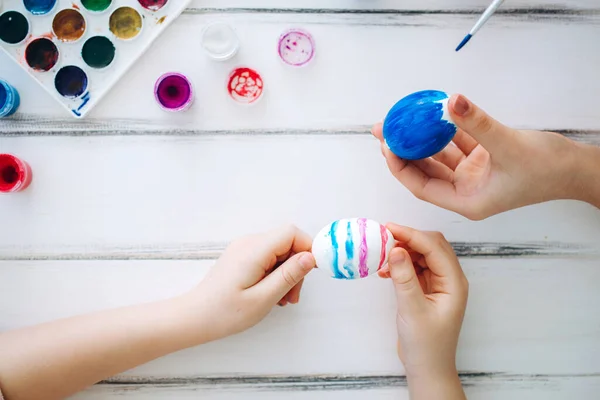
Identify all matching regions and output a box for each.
[448,94,515,155]
[389,248,425,315]
[258,252,316,304]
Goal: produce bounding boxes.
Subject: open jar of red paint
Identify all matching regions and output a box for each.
[0,154,33,193]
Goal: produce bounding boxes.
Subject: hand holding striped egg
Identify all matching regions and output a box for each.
[312,218,395,280]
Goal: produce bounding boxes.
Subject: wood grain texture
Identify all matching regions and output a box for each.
[2,258,599,376]
[1,13,599,128]
[2,121,600,146]
[72,374,600,399]
[197,0,600,11]
[1,2,599,399]
[0,241,598,261]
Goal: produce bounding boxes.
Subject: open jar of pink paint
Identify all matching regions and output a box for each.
[154,72,194,112]
[277,28,315,67]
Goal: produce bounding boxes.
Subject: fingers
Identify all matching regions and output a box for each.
[388,247,426,315]
[261,224,313,258]
[284,278,304,305]
[411,158,454,181]
[432,144,466,171]
[448,94,515,156]
[371,122,384,141]
[452,128,479,156]
[376,128,466,213]
[256,252,316,304]
[384,146,461,207]
[386,224,466,293]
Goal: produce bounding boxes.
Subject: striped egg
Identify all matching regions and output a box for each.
[312,218,395,280]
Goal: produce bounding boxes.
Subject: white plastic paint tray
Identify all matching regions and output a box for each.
[0,0,191,118]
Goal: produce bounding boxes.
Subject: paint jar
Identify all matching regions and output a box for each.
[154,72,194,112]
[227,67,264,105]
[201,21,239,61]
[0,80,20,118]
[277,28,315,67]
[0,154,32,193]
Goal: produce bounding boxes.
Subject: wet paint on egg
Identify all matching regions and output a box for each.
[383,90,457,160]
[312,218,395,280]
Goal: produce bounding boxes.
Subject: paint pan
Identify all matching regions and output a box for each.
[227,67,264,105]
[82,36,115,69]
[138,0,168,12]
[277,28,315,67]
[0,154,32,193]
[0,11,30,45]
[81,0,112,13]
[55,65,88,98]
[0,80,20,118]
[25,37,59,71]
[23,0,57,15]
[52,8,86,42]
[0,0,192,118]
[154,72,193,111]
[201,21,239,61]
[109,6,143,40]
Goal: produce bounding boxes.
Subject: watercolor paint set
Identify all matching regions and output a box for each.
[0,0,191,118]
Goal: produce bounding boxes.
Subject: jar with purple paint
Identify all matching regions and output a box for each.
[154,72,194,112]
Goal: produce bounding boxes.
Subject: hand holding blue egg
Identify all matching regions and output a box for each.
[312,218,394,280]
[383,90,457,160]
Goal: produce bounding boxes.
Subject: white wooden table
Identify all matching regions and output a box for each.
[1,1,600,398]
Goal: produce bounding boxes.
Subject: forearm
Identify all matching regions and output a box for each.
[570,143,600,209]
[0,295,208,400]
[407,368,466,400]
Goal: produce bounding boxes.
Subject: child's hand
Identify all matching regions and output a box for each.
[185,224,316,342]
[372,94,591,220]
[379,224,468,399]
[0,225,315,400]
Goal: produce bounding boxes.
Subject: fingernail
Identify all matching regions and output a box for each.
[453,95,470,116]
[389,249,406,266]
[298,253,315,269]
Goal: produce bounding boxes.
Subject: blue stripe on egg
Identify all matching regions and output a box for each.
[343,221,356,279]
[329,220,344,279]
[382,90,457,160]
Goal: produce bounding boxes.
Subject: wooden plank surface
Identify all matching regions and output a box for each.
[197,0,600,11]
[1,9,600,253]
[74,374,600,400]
[1,2,599,399]
[1,12,599,128]
[0,135,599,256]
[2,258,599,376]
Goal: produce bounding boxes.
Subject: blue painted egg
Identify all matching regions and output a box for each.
[312,218,395,280]
[383,90,457,160]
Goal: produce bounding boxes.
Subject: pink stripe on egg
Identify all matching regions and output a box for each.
[378,224,388,270]
[357,218,369,278]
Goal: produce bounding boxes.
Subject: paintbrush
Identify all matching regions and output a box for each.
[455,0,505,51]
